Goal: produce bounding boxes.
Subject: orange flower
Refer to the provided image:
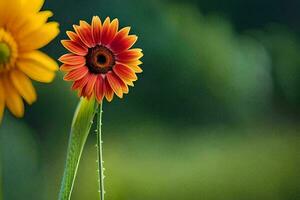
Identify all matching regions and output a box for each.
[59,16,143,102]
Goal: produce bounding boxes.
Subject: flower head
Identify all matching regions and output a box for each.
[0,0,59,122]
[59,16,143,102]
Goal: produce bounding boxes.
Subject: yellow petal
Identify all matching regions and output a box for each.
[129,65,143,73]
[5,11,30,35]
[14,11,53,40]
[2,75,24,118]
[4,0,46,34]
[10,70,37,105]
[19,50,58,71]
[19,22,60,52]
[17,59,56,83]
[21,0,44,13]
[0,78,5,123]
[0,0,22,27]
[124,60,143,73]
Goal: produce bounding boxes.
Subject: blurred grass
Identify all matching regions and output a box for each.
[2,119,299,200]
[72,124,300,200]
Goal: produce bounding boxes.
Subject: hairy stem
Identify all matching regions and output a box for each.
[96,103,105,200]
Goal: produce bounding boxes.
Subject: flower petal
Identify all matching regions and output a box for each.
[116,48,143,62]
[94,75,104,102]
[113,63,137,83]
[59,53,86,66]
[72,74,90,90]
[110,34,137,54]
[66,31,87,47]
[100,17,110,45]
[10,70,37,105]
[126,60,143,66]
[92,16,102,45]
[104,77,114,102]
[118,77,129,94]
[22,0,44,13]
[0,0,22,27]
[106,72,124,98]
[101,18,118,45]
[110,27,130,45]
[17,59,56,83]
[82,73,97,98]
[61,40,88,56]
[60,64,84,72]
[74,21,94,48]
[129,65,143,73]
[64,67,88,81]
[19,50,58,71]
[2,75,24,118]
[19,22,60,52]
[14,11,53,40]
[120,60,143,73]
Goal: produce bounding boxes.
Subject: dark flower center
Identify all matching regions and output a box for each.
[86,45,115,74]
[97,54,107,65]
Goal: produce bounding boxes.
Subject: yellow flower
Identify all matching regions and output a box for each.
[0,0,59,123]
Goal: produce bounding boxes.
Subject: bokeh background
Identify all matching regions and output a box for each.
[1,0,300,199]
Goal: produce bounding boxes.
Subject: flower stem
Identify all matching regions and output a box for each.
[96,103,105,200]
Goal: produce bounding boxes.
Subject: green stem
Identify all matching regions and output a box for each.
[96,103,105,200]
[58,98,97,200]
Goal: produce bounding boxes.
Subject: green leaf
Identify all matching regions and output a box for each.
[58,98,97,200]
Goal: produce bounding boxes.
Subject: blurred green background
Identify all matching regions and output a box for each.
[1,0,300,199]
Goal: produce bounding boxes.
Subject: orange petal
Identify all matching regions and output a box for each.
[113,63,137,82]
[72,74,90,90]
[60,64,84,72]
[116,48,143,62]
[94,75,104,102]
[109,27,130,48]
[119,60,143,73]
[82,73,97,98]
[63,66,88,81]
[106,72,124,98]
[66,31,87,47]
[118,77,129,94]
[102,18,119,45]
[92,16,102,45]
[100,17,111,45]
[78,86,87,98]
[126,60,143,66]
[103,77,114,102]
[59,53,86,65]
[114,73,129,94]
[110,35,137,54]
[129,65,143,73]
[74,20,95,48]
[61,40,88,56]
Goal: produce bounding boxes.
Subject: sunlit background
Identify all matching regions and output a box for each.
[1,0,300,199]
